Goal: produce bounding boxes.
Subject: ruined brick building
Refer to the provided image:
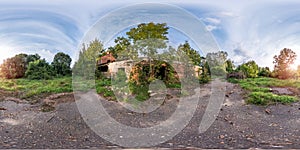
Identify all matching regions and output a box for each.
[97,52,202,80]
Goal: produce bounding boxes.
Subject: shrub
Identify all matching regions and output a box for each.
[248,92,297,105]
[227,72,246,79]
[237,61,259,78]
[25,59,54,80]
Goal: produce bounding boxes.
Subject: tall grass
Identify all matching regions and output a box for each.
[0,77,73,99]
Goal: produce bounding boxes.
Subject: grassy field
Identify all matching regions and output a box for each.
[228,77,299,105]
[0,77,73,99]
[3,76,297,106]
[0,76,183,102]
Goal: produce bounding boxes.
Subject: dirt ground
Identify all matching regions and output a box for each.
[0,81,300,149]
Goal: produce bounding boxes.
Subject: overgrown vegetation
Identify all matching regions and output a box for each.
[1,22,300,107]
[0,77,72,100]
[0,52,72,80]
[228,78,299,105]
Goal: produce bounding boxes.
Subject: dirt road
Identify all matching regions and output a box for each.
[0,81,300,149]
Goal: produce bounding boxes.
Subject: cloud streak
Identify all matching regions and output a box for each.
[0,0,300,70]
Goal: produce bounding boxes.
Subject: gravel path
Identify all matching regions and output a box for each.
[0,81,300,149]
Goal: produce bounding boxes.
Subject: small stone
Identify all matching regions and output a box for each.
[219,135,225,139]
[265,109,271,114]
[167,143,173,146]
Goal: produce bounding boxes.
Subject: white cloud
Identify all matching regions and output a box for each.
[1,0,300,70]
[206,25,218,31]
[203,17,221,24]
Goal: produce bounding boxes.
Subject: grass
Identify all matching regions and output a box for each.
[0,75,207,102]
[0,77,73,99]
[228,77,299,105]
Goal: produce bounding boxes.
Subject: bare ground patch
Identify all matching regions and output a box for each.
[0,81,299,149]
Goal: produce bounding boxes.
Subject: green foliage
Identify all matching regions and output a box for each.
[73,39,104,79]
[166,83,181,88]
[0,53,40,79]
[25,59,54,80]
[178,41,201,66]
[225,59,235,73]
[237,60,259,78]
[129,82,150,101]
[248,92,297,105]
[273,48,297,79]
[199,73,211,84]
[206,51,227,77]
[230,77,299,105]
[0,77,72,99]
[51,52,72,77]
[108,37,137,60]
[258,67,271,77]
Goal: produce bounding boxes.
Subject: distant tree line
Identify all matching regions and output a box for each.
[227,48,299,80]
[0,52,72,80]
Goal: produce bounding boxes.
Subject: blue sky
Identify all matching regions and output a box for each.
[0,0,300,69]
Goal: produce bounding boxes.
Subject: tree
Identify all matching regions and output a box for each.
[0,53,42,79]
[273,48,297,79]
[25,59,53,80]
[51,52,72,77]
[26,54,41,65]
[126,22,169,78]
[258,67,271,77]
[206,51,228,77]
[225,59,235,73]
[73,39,104,79]
[0,56,25,79]
[178,41,201,66]
[237,60,259,78]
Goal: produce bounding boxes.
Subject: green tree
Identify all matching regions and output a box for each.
[51,52,72,77]
[206,51,228,77]
[73,39,104,79]
[126,22,169,78]
[237,60,259,78]
[178,41,201,66]
[26,54,40,65]
[273,48,297,79]
[225,59,235,73]
[258,67,271,77]
[25,59,54,80]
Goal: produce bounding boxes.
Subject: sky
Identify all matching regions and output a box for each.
[0,0,300,69]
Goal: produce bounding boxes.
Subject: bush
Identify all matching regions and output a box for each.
[227,72,246,79]
[248,92,297,105]
[258,67,271,77]
[25,59,54,80]
[237,60,259,78]
[199,74,210,84]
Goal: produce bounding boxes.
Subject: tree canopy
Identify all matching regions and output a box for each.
[273,48,297,79]
[237,60,259,78]
[52,52,72,77]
